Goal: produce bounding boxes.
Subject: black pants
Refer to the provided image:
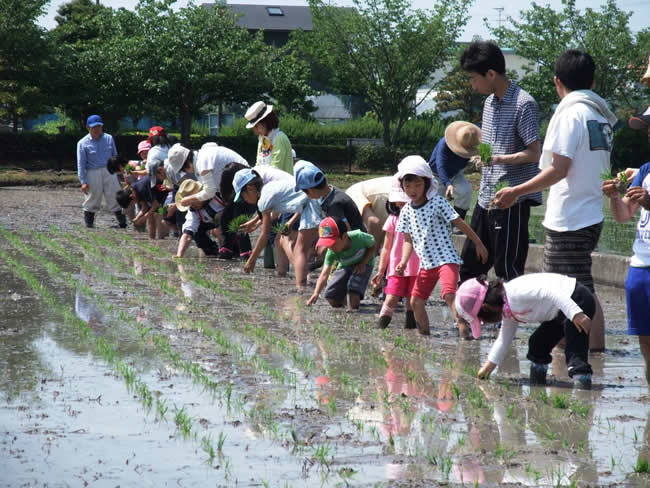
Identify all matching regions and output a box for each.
[460,201,531,282]
[193,223,220,256]
[526,282,594,377]
[220,200,255,256]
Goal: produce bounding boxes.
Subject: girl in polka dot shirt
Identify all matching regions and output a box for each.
[395,156,488,337]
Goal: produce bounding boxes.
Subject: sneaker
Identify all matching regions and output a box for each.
[376,315,392,329]
[529,362,548,385]
[574,374,592,389]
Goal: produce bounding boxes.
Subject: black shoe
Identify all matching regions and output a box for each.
[404,310,417,329]
[376,315,392,329]
[84,211,95,228]
[216,248,234,260]
[529,362,548,385]
[114,211,127,229]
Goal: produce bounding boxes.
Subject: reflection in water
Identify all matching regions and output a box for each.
[75,288,105,333]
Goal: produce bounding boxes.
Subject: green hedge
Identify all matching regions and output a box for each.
[611,127,650,170]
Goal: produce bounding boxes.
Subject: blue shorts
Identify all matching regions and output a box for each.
[625,266,650,335]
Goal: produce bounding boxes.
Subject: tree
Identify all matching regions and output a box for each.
[434,63,484,123]
[297,0,471,146]
[0,0,50,131]
[133,0,274,144]
[490,0,650,117]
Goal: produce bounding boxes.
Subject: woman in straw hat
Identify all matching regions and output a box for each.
[428,121,481,221]
[245,101,294,175]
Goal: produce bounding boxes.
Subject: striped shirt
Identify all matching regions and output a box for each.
[478,82,542,209]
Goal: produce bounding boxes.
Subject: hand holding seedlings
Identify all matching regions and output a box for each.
[473,143,493,169]
[306,293,319,306]
[572,312,591,334]
[227,214,255,234]
[601,169,631,196]
[478,360,497,379]
[625,186,650,210]
[493,185,517,209]
[489,181,510,210]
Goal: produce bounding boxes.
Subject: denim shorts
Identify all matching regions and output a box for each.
[324,263,373,302]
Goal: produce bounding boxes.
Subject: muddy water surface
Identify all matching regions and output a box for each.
[1,187,649,487]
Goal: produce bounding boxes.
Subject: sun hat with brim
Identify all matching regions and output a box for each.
[629,106,650,130]
[233,168,257,202]
[147,160,165,188]
[167,143,192,175]
[454,278,488,339]
[445,121,482,159]
[245,101,273,129]
[175,179,204,212]
[388,174,410,203]
[137,140,151,155]
[316,216,340,248]
[294,161,325,191]
[86,115,103,127]
[396,155,438,199]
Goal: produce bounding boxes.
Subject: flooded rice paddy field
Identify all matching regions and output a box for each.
[1,187,650,487]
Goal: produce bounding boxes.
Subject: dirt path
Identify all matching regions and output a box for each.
[1,187,649,487]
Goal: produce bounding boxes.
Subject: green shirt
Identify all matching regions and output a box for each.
[324,230,375,269]
[256,129,293,175]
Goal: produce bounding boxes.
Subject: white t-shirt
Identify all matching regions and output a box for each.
[395,195,461,270]
[488,274,582,366]
[257,179,322,230]
[196,142,248,191]
[631,163,650,267]
[182,196,226,235]
[541,102,612,232]
[253,164,293,185]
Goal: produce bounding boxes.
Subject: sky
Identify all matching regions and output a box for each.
[38,0,650,42]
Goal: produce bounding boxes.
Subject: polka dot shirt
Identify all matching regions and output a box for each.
[395,195,462,270]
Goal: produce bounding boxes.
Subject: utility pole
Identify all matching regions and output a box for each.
[494,7,504,29]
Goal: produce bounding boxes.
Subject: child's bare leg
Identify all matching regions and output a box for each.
[327,297,345,308]
[640,336,650,384]
[348,293,361,311]
[147,213,156,239]
[157,216,169,239]
[443,291,470,338]
[410,296,430,335]
[294,228,318,287]
[275,234,293,277]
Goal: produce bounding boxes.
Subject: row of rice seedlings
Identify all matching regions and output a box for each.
[0,245,217,459]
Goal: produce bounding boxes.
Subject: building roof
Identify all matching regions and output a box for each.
[212,3,313,31]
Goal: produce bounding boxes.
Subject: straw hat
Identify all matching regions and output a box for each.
[245,101,273,129]
[445,121,482,159]
[175,179,203,212]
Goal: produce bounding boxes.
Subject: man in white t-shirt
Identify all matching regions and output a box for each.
[494,50,616,351]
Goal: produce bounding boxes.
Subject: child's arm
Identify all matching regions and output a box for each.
[395,233,413,275]
[285,212,300,230]
[307,263,333,305]
[354,241,376,274]
[244,212,271,273]
[371,231,394,287]
[240,214,262,233]
[602,178,639,222]
[132,201,150,225]
[453,217,488,264]
[479,320,519,379]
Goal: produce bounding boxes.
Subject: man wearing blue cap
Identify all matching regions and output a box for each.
[77,114,126,228]
[295,161,365,233]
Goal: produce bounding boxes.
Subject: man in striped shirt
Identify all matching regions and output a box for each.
[458,41,542,283]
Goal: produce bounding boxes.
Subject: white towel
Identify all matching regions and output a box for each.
[541,89,617,166]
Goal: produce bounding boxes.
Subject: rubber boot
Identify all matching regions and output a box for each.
[263,241,275,269]
[115,211,127,229]
[84,211,95,228]
[405,310,417,329]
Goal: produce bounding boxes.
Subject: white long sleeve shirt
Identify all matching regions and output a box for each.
[487,273,583,366]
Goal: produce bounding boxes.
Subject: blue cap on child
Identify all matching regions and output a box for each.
[233,168,257,202]
[294,161,325,192]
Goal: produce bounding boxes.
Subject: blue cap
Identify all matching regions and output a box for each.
[233,168,257,202]
[86,114,103,127]
[294,161,325,192]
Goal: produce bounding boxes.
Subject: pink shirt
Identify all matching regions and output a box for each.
[383,214,420,277]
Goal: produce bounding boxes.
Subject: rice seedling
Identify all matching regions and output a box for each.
[467,387,486,409]
[568,400,591,418]
[495,444,515,462]
[456,434,465,448]
[216,431,226,452]
[312,444,332,467]
[440,455,453,479]
[156,204,169,216]
[477,142,493,167]
[551,393,569,409]
[337,467,356,487]
[272,222,290,236]
[227,214,255,234]
[201,435,216,461]
[634,457,650,473]
[156,398,169,421]
[174,406,193,438]
[506,404,514,418]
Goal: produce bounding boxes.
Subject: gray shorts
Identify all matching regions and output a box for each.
[324,264,373,303]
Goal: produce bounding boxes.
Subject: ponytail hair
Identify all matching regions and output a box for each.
[476,274,506,323]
